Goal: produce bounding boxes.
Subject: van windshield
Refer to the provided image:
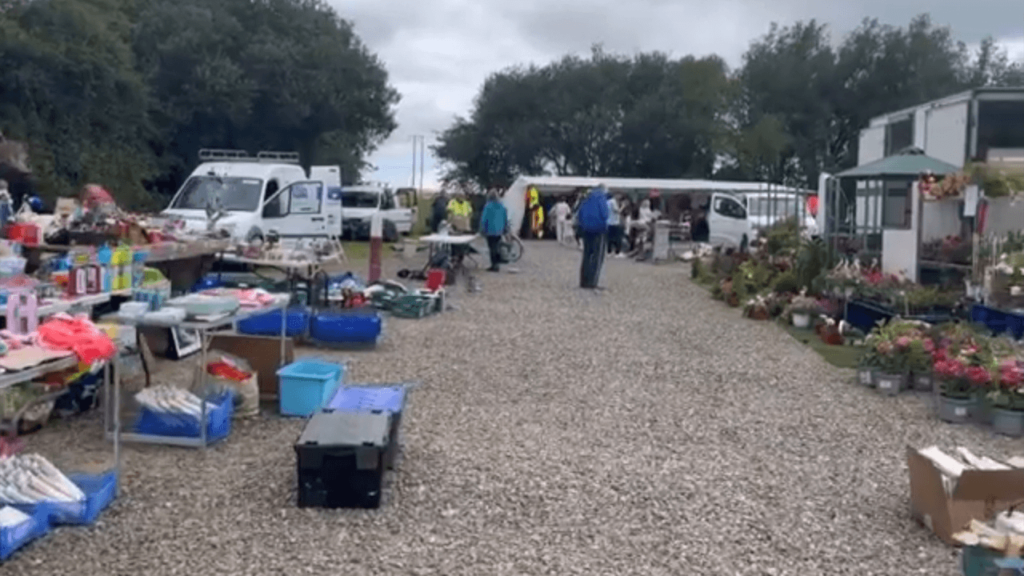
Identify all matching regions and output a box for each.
[170,176,263,212]
[342,191,380,208]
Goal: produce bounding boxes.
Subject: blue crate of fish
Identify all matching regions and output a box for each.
[134,392,234,442]
[237,307,310,337]
[0,506,49,562]
[309,309,382,345]
[277,359,345,417]
[9,471,118,527]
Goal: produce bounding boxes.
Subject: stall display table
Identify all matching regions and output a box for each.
[217,254,325,307]
[417,234,479,281]
[101,294,291,449]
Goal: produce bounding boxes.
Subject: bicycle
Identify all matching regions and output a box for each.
[498,230,523,264]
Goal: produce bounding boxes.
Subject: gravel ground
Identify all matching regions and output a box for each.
[2,240,1014,575]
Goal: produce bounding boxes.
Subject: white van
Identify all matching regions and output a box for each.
[705,192,751,249]
[160,149,342,244]
[744,192,818,237]
[341,184,415,242]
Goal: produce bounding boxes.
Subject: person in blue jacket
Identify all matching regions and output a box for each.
[576,184,610,289]
[479,191,509,272]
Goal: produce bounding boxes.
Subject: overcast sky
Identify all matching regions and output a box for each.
[336,0,1024,190]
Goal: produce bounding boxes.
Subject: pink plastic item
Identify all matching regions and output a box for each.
[6,290,38,335]
[36,315,116,364]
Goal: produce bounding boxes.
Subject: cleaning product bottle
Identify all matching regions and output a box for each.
[97,244,113,292]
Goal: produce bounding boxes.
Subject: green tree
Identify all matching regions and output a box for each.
[434,46,732,188]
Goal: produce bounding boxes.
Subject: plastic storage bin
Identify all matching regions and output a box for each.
[294,411,394,509]
[134,392,235,443]
[8,471,118,526]
[971,304,1010,336]
[845,299,895,334]
[309,309,382,345]
[0,507,49,562]
[326,385,407,468]
[238,307,310,337]
[277,360,345,417]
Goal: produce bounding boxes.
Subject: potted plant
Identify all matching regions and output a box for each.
[908,338,936,392]
[787,292,821,329]
[932,333,994,423]
[986,359,1024,437]
[856,348,879,387]
[874,337,908,396]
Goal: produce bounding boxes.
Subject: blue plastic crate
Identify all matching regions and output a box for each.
[326,385,406,414]
[134,392,234,442]
[309,309,382,345]
[238,307,310,337]
[0,507,49,562]
[277,360,345,417]
[972,304,1009,336]
[7,471,118,527]
[845,300,895,334]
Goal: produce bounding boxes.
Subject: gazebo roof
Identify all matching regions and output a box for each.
[837,147,960,179]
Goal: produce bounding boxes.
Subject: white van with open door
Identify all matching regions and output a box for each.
[707,191,751,249]
[159,149,342,245]
[341,184,415,242]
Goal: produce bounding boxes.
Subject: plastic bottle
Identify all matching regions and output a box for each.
[97,244,113,292]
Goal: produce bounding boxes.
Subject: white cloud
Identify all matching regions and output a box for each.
[334,0,1024,190]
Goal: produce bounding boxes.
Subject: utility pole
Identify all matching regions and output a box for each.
[418,136,425,193]
[410,136,418,188]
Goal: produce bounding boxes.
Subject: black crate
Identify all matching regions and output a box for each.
[294,411,394,509]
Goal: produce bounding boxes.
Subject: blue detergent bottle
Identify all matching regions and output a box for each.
[97,244,113,292]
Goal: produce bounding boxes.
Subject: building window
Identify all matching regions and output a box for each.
[882,180,911,229]
[977,100,1024,161]
[885,117,914,156]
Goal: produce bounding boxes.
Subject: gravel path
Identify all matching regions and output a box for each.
[2,241,1010,575]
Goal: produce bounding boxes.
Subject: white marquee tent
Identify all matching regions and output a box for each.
[501,175,810,237]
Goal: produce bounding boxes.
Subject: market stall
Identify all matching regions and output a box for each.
[101,288,290,449]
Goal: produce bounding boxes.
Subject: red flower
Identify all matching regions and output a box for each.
[923,339,935,352]
[966,366,992,386]
[935,358,966,378]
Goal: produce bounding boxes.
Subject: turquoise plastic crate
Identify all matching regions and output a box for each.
[277,359,345,417]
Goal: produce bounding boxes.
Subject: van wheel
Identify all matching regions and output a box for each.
[739,234,749,253]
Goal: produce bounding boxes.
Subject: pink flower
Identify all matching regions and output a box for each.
[876,341,894,355]
[1000,367,1024,389]
[966,366,992,386]
[923,339,935,352]
[896,336,912,349]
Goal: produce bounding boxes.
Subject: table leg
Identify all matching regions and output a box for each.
[112,359,121,494]
[279,300,287,368]
[199,329,209,450]
[103,356,111,437]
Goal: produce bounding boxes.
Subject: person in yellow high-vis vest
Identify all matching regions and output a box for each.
[446,192,473,233]
[526,186,544,239]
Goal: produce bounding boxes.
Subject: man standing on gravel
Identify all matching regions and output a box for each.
[576,184,609,289]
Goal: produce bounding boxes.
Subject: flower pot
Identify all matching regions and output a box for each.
[875,372,906,396]
[991,408,1024,437]
[911,372,934,393]
[856,368,876,387]
[937,395,976,424]
[792,312,811,329]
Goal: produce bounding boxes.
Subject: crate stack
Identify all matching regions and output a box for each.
[293,384,407,509]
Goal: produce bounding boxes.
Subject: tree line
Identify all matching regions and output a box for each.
[433,15,1024,191]
[0,0,398,207]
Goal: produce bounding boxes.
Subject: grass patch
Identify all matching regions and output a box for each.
[779,323,864,369]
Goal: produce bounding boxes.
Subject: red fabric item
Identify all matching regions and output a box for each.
[426,269,446,292]
[207,361,251,382]
[36,315,117,364]
[977,198,989,235]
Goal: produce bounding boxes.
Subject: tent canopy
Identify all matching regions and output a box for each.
[500,175,811,237]
[836,147,960,180]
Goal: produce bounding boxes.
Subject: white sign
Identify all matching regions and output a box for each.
[964,185,979,217]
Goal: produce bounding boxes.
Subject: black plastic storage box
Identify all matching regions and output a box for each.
[294,410,394,509]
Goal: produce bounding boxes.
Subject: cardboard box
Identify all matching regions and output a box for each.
[907,446,1024,545]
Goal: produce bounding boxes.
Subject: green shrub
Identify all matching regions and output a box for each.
[771,270,800,294]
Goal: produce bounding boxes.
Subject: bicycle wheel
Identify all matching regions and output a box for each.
[504,237,523,263]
